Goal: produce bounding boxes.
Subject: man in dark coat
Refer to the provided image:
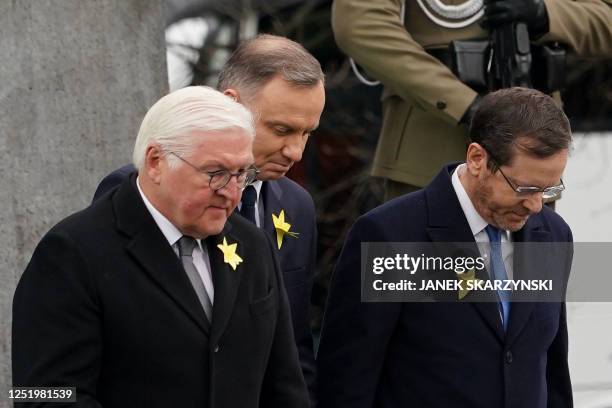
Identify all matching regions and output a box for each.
[13,86,309,408]
[93,34,325,404]
[318,87,574,408]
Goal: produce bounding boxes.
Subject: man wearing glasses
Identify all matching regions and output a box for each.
[318,87,573,408]
[93,34,325,404]
[13,86,310,407]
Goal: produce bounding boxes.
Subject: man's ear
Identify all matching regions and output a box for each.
[144,144,164,184]
[223,88,240,103]
[466,142,488,177]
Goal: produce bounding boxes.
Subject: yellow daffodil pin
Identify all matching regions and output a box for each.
[217,237,243,270]
[272,210,299,250]
[456,268,482,300]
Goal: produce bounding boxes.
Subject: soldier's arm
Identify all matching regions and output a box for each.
[542,0,612,57]
[331,0,478,125]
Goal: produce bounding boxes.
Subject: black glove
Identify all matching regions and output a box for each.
[481,0,549,37]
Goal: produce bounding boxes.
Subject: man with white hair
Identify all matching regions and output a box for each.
[12,86,310,408]
[94,34,326,404]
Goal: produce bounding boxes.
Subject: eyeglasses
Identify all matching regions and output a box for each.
[169,152,259,191]
[495,165,565,200]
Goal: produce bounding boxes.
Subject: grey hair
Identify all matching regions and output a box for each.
[217,34,324,100]
[132,86,255,170]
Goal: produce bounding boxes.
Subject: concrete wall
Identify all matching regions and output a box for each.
[0,0,168,405]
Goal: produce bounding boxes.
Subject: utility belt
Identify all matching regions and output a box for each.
[427,40,566,94]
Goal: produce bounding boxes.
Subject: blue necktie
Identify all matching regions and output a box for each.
[239,185,257,225]
[484,225,511,331]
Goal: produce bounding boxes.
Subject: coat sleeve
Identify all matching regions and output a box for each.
[331,0,477,124]
[545,227,574,408]
[12,231,103,408]
[316,215,401,408]
[542,0,612,57]
[259,234,310,408]
[297,202,318,406]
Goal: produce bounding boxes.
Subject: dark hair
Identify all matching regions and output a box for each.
[217,34,324,99]
[468,87,572,169]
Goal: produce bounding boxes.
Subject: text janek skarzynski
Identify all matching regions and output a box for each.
[370,254,553,292]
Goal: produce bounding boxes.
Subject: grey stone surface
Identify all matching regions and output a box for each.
[0,1,168,405]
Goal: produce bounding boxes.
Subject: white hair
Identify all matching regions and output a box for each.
[132,86,255,169]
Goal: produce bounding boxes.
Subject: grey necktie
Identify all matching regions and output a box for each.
[177,236,213,323]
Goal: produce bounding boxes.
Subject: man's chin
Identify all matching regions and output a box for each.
[498,217,529,232]
[258,168,287,181]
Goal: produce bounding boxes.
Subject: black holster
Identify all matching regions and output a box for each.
[427,40,566,94]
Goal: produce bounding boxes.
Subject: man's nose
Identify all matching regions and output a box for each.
[522,193,544,214]
[282,135,304,163]
[215,176,242,198]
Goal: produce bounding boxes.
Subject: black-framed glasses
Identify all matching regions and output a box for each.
[169,152,259,191]
[495,165,565,200]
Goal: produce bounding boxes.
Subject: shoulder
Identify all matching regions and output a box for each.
[351,189,428,241]
[94,164,136,201]
[274,177,313,200]
[535,206,573,242]
[53,192,117,241]
[268,177,315,213]
[365,189,426,225]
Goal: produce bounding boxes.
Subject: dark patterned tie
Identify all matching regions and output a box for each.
[239,185,257,225]
[177,236,213,323]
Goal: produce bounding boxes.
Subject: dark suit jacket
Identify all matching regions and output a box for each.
[317,163,573,408]
[93,164,318,403]
[13,174,309,408]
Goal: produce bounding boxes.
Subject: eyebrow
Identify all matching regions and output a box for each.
[266,120,319,133]
[513,176,562,189]
[196,160,253,172]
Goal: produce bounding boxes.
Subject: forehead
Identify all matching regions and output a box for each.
[505,148,568,186]
[188,128,253,165]
[248,77,325,127]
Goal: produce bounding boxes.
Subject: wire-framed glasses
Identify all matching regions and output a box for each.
[169,152,259,191]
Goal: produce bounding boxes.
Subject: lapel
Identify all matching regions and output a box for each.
[206,216,243,348]
[505,215,551,347]
[115,174,211,335]
[262,179,283,239]
[425,164,505,342]
[262,179,291,260]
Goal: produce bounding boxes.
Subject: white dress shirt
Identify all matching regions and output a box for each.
[137,177,214,304]
[451,164,514,279]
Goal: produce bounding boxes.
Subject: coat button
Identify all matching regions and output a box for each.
[436,100,447,110]
[214,345,220,353]
[505,350,513,364]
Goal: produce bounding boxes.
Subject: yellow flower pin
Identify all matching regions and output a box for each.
[456,268,482,300]
[217,237,243,270]
[272,210,299,250]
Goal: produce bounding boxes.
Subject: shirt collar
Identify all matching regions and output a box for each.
[137,176,184,248]
[451,164,489,236]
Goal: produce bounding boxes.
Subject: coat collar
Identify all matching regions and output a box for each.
[262,179,283,238]
[424,164,552,344]
[114,173,241,340]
